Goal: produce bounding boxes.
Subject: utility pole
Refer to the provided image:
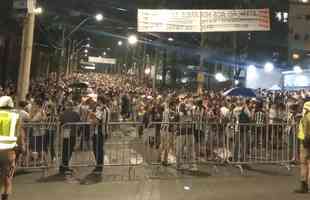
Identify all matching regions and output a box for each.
[66,39,72,76]
[197,33,205,94]
[17,0,36,101]
[57,26,65,83]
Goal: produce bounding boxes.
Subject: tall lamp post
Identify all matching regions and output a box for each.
[58,14,103,77]
[17,5,43,101]
[127,34,138,75]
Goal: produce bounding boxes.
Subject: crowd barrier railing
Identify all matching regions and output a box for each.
[17,122,59,176]
[17,121,299,177]
[59,122,144,167]
[227,123,298,166]
[145,121,298,172]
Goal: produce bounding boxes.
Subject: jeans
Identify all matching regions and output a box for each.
[92,125,105,172]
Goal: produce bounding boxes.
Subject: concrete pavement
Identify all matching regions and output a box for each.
[11,166,310,200]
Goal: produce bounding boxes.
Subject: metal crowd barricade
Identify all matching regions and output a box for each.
[17,120,299,178]
[60,121,144,179]
[17,122,59,175]
[145,122,228,170]
[145,121,298,174]
[226,123,298,168]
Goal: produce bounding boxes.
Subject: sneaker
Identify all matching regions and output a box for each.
[189,164,198,171]
[64,172,79,184]
[92,167,103,175]
[294,181,308,194]
[161,161,169,167]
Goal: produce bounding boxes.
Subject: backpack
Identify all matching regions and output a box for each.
[239,108,250,123]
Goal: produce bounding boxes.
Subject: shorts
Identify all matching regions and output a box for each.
[300,145,310,162]
[0,150,16,178]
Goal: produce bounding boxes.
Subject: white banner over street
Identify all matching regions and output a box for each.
[138,9,201,32]
[88,57,116,64]
[138,9,270,32]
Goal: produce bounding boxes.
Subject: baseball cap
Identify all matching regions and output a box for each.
[0,96,14,108]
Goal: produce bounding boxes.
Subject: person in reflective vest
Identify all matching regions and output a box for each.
[0,96,25,200]
[295,101,310,194]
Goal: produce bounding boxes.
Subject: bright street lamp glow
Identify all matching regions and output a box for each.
[234,80,239,85]
[84,49,88,53]
[118,41,123,46]
[293,65,303,73]
[292,53,300,60]
[128,35,138,45]
[85,44,90,48]
[145,68,151,75]
[168,37,174,42]
[264,62,274,73]
[248,65,256,73]
[95,14,104,21]
[302,0,308,3]
[103,52,107,56]
[247,65,257,80]
[34,7,43,14]
[215,73,226,82]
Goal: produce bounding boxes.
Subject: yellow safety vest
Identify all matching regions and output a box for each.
[0,110,19,150]
[298,121,304,140]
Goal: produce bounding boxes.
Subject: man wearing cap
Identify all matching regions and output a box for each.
[295,101,310,193]
[0,96,25,200]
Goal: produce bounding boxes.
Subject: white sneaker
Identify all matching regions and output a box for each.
[189,164,198,171]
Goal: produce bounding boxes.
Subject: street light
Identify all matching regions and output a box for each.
[264,62,274,73]
[34,7,43,15]
[128,35,138,45]
[292,53,300,60]
[85,43,90,48]
[168,37,174,42]
[95,13,104,21]
[84,49,88,53]
[103,52,107,56]
[215,73,226,82]
[118,41,123,46]
[65,13,103,40]
[247,65,257,80]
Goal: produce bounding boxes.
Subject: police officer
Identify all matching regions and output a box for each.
[0,96,25,200]
[295,101,310,193]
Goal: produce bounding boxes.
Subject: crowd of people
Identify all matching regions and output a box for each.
[0,73,306,161]
[1,71,310,195]
[0,73,308,171]
[0,72,308,128]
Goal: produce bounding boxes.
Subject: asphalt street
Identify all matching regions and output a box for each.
[12,167,310,200]
[12,125,308,200]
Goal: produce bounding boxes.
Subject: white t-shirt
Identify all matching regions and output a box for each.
[220,106,230,118]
